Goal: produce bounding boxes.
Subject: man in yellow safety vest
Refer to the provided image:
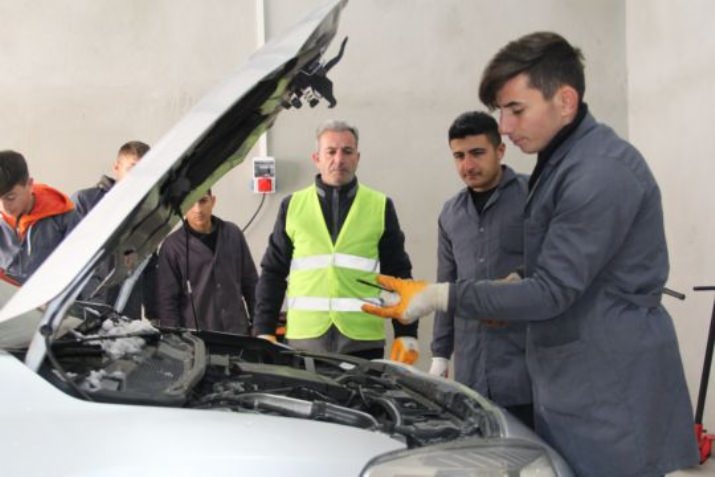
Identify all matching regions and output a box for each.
[253,120,418,363]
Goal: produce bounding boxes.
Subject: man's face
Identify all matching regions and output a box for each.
[312,130,360,186]
[186,193,216,233]
[496,73,570,154]
[449,134,504,192]
[0,179,34,218]
[113,153,141,181]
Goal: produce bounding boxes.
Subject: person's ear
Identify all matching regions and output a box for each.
[311,152,320,167]
[496,142,506,162]
[557,85,579,119]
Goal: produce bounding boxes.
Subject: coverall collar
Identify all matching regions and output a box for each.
[314,174,358,199]
[529,102,589,190]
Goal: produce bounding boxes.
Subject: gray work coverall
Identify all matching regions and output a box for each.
[432,166,531,407]
[157,217,257,334]
[450,113,698,476]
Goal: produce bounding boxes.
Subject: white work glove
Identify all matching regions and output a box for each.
[429,357,449,377]
[361,275,450,325]
[257,334,277,343]
[390,337,420,364]
[501,271,522,283]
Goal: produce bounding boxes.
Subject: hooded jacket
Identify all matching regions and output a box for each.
[0,183,79,284]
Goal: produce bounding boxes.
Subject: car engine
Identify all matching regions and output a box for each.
[43,316,495,448]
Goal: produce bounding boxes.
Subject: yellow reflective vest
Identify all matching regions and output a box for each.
[285,184,386,340]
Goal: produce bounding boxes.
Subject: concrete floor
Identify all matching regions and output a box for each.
[668,457,714,476]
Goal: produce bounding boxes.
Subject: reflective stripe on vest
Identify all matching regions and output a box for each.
[285,183,386,340]
[287,297,374,312]
[290,253,380,273]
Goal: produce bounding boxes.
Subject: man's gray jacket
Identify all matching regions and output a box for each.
[432,166,531,407]
[71,175,150,320]
[156,217,258,334]
[450,112,698,476]
[71,175,114,217]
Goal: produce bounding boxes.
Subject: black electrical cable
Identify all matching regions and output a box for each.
[242,192,267,232]
[181,215,202,333]
[174,206,201,332]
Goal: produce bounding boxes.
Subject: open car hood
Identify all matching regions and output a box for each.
[0,0,348,354]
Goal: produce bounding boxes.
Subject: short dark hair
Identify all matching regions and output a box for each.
[118,140,150,158]
[448,111,502,147]
[0,150,30,196]
[479,32,585,110]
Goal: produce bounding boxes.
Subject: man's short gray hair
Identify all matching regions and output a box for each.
[315,119,359,146]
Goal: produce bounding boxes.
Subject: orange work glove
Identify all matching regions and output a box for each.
[390,337,420,365]
[361,275,449,324]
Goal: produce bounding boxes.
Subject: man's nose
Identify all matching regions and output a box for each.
[334,151,346,163]
[498,112,513,135]
[462,155,479,168]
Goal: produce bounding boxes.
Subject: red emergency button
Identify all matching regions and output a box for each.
[257,176,273,193]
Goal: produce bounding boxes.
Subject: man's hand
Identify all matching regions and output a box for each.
[390,337,419,365]
[361,275,449,324]
[429,357,449,377]
[500,271,522,283]
[257,334,277,343]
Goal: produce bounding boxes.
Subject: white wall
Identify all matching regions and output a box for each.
[627,0,715,431]
[0,0,259,205]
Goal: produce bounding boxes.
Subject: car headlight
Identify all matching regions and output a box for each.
[361,438,558,477]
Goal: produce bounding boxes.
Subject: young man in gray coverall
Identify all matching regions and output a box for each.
[430,111,532,428]
[156,189,258,334]
[363,32,698,476]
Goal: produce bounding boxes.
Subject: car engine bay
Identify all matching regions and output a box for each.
[40,314,495,448]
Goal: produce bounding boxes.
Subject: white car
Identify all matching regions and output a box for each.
[0,1,573,475]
